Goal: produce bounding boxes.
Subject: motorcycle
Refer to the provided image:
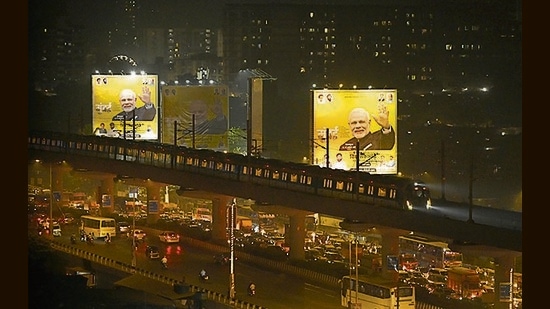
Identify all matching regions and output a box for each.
[199,270,209,281]
[161,256,168,269]
[248,283,256,296]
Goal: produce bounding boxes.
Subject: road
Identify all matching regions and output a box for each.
[41,223,343,309]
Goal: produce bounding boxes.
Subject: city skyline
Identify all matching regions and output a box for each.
[28,0,522,211]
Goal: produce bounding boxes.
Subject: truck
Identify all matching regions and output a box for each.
[446,266,482,299]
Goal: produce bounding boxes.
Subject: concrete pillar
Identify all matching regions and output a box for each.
[211,196,234,243]
[145,182,163,225]
[492,253,520,309]
[288,213,307,261]
[379,227,402,282]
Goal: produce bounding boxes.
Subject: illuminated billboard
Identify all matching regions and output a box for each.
[91,74,159,140]
[161,85,229,152]
[313,89,397,175]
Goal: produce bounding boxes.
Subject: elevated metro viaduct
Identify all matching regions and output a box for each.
[29,149,521,308]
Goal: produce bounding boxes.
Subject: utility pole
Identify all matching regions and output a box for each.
[130,186,138,267]
[440,140,446,201]
[467,153,475,223]
[228,199,236,299]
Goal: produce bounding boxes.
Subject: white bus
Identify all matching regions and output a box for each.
[398,234,463,269]
[80,215,116,238]
[340,275,415,308]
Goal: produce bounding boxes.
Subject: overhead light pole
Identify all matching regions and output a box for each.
[228,198,236,299]
[130,186,138,268]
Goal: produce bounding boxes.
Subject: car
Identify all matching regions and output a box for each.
[145,245,160,259]
[52,223,62,237]
[159,231,180,243]
[131,229,146,240]
[117,221,130,234]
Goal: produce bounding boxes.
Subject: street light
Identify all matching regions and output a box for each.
[228,198,237,299]
[129,186,138,268]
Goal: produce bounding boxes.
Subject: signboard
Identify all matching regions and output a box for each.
[313,89,397,175]
[499,282,511,302]
[91,74,159,140]
[148,200,159,214]
[101,194,112,207]
[161,85,229,152]
[387,255,399,270]
[53,191,61,202]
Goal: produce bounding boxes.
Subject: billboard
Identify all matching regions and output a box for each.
[161,85,229,152]
[313,89,397,175]
[91,74,159,140]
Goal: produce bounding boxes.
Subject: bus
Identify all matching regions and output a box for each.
[340,275,415,308]
[80,215,116,238]
[398,234,463,269]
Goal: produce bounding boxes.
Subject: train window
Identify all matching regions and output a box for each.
[367,185,374,195]
[345,182,354,192]
[377,187,387,197]
[389,188,397,199]
[335,181,345,190]
[242,166,249,175]
[272,171,280,180]
[324,178,333,189]
[290,174,298,183]
[281,172,288,181]
[216,162,223,170]
[358,184,365,194]
[263,169,270,178]
[299,175,310,184]
[224,163,234,172]
[254,168,263,177]
[200,159,208,168]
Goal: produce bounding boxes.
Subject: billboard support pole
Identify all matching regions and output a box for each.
[356,142,360,173]
[192,114,196,149]
[132,110,136,141]
[325,128,330,168]
[174,121,178,146]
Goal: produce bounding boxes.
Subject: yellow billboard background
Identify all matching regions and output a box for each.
[161,85,229,152]
[91,74,159,140]
[313,89,397,174]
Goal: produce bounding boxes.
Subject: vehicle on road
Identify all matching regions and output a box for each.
[159,231,180,243]
[131,229,146,240]
[81,215,116,239]
[52,223,62,237]
[145,245,160,259]
[117,221,130,234]
[341,275,415,308]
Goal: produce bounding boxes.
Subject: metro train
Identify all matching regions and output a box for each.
[28,132,432,211]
